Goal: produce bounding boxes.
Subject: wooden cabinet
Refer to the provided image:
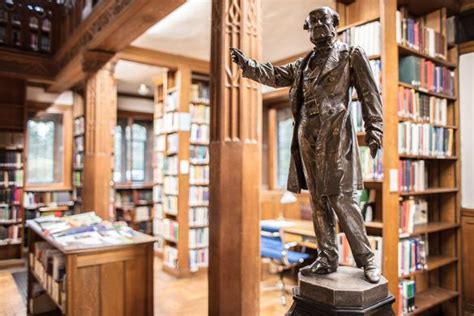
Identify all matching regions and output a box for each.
[27,221,155,315]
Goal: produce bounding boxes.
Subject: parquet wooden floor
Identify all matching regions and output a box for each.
[0,257,295,315]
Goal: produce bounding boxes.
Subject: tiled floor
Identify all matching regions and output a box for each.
[0,257,296,315]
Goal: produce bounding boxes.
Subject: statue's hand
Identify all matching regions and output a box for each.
[366,130,382,159]
[230,48,248,68]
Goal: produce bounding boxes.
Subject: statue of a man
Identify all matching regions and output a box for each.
[231,6,383,283]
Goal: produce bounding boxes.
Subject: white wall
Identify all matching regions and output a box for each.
[117,96,154,113]
[460,53,474,208]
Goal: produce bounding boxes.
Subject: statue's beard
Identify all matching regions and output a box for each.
[310,25,336,47]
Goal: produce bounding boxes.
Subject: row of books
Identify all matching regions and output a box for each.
[153,185,162,203]
[398,236,428,277]
[0,132,23,149]
[189,207,208,226]
[399,56,455,96]
[74,152,83,169]
[398,280,416,314]
[398,122,454,157]
[190,123,209,144]
[164,176,178,195]
[189,165,209,185]
[398,87,448,125]
[0,204,19,221]
[337,233,383,269]
[163,195,178,215]
[74,116,85,136]
[24,191,73,208]
[161,112,180,133]
[74,136,84,152]
[115,190,153,208]
[189,186,209,206]
[0,151,22,168]
[189,227,208,249]
[0,187,22,204]
[0,224,20,243]
[73,171,82,187]
[399,160,427,193]
[163,245,178,269]
[164,156,178,175]
[339,21,381,56]
[360,147,383,181]
[190,103,210,124]
[155,134,166,152]
[0,170,23,187]
[134,206,151,222]
[191,82,210,101]
[358,189,376,223]
[396,9,446,59]
[33,241,66,282]
[156,218,178,242]
[165,90,179,112]
[399,198,428,235]
[190,248,209,271]
[167,133,179,155]
[190,145,209,164]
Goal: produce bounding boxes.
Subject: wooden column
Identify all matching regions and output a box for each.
[209,0,262,315]
[82,52,117,220]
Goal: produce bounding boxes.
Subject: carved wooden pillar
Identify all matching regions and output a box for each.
[82,51,117,220]
[209,0,262,315]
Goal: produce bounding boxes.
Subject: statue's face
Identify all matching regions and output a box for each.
[305,9,337,46]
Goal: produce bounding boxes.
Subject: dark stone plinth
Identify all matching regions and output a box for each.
[286,266,394,316]
[299,266,388,308]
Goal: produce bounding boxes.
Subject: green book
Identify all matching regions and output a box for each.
[399,56,420,86]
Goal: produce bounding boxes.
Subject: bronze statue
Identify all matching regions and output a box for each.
[231,6,383,283]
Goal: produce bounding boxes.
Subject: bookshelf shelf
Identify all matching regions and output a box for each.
[400,222,460,238]
[365,221,383,229]
[399,154,457,160]
[400,255,457,278]
[406,287,458,315]
[398,82,456,101]
[398,117,457,130]
[399,188,458,196]
[398,44,457,68]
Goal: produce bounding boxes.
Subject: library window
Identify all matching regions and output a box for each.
[27,112,64,184]
[114,116,153,183]
[276,107,292,189]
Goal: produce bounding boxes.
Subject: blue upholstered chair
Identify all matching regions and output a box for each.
[260,220,312,305]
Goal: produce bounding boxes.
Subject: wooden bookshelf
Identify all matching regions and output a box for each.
[113,185,154,235]
[153,69,210,276]
[72,114,84,212]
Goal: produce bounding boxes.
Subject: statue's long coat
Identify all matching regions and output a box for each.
[242,41,383,196]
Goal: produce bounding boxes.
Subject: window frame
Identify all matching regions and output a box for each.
[25,103,72,190]
[115,110,153,186]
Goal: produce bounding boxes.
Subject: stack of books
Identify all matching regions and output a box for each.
[398,87,448,125]
[399,160,427,192]
[399,198,428,234]
[398,122,454,157]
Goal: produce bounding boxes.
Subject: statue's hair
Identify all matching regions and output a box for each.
[303,6,340,30]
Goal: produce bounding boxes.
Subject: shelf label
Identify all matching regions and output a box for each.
[180,160,189,174]
[389,169,398,192]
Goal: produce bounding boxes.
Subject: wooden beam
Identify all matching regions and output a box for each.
[460,41,474,55]
[0,50,56,83]
[209,0,262,314]
[117,46,210,74]
[49,0,185,92]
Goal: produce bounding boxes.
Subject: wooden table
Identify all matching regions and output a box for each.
[27,220,156,315]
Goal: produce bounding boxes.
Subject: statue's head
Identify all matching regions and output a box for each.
[303,7,339,46]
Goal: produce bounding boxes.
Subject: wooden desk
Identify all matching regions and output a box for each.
[27,220,155,315]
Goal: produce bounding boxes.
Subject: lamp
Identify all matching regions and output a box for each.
[278,191,297,220]
[138,83,150,96]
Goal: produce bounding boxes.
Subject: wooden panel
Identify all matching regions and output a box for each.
[342,0,380,26]
[125,258,147,315]
[462,216,474,312]
[76,247,146,267]
[101,261,125,316]
[74,265,100,316]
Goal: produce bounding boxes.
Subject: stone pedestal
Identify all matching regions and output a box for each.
[286,266,395,316]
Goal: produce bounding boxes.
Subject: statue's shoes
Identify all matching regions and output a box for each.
[300,258,338,276]
[363,260,381,283]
